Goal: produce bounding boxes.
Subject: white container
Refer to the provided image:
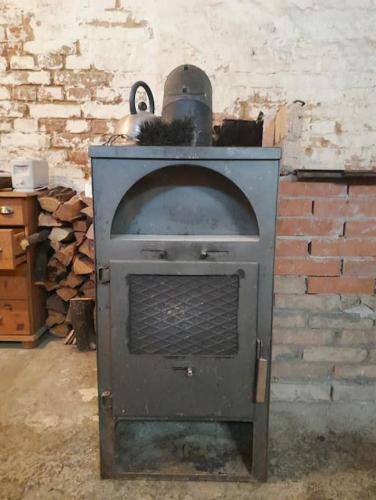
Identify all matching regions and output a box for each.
[11,158,49,192]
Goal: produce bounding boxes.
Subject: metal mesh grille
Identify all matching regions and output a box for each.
[128,274,239,356]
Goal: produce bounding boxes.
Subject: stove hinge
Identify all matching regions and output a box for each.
[255,338,268,404]
[101,390,113,413]
[98,265,110,284]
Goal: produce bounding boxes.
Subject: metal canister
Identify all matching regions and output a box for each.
[162,64,212,146]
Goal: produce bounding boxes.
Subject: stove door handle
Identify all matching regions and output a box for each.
[200,249,229,260]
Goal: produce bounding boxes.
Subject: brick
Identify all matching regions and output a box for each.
[303,346,367,363]
[311,238,376,257]
[343,259,376,277]
[274,294,341,311]
[14,118,38,133]
[12,85,37,101]
[346,221,376,236]
[94,87,122,104]
[334,365,376,380]
[37,86,64,101]
[273,310,306,328]
[82,102,124,119]
[0,86,10,100]
[273,328,334,345]
[277,199,312,216]
[54,70,111,87]
[348,184,376,196]
[68,151,88,166]
[37,53,64,70]
[65,55,91,70]
[29,104,80,118]
[277,218,343,236]
[90,119,115,134]
[0,57,7,70]
[308,277,375,294]
[315,199,376,218]
[1,132,50,149]
[273,276,306,294]
[275,258,340,276]
[10,55,35,69]
[271,382,331,402]
[0,101,27,118]
[272,345,301,361]
[66,120,89,133]
[51,133,91,149]
[0,120,12,132]
[308,312,373,330]
[0,71,50,85]
[272,362,332,381]
[65,87,91,102]
[39,118,66,133]
[338,329,376,346]
[275,239,308,257]
[278,181,346,198]
[332,382,376,402]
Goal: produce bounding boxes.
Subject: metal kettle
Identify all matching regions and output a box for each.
[115,81,157,142]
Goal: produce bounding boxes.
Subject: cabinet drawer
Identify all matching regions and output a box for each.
[0,198,25,226]
[0,264,28,299]
[0,229,26,269]
[0,300,30,335]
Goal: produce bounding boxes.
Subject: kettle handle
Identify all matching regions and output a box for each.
[129,81,155,115]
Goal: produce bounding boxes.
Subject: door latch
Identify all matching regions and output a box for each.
[98,266,110,284]
[173,366,194,377]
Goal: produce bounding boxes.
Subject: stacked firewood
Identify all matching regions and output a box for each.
[35,187,95,343]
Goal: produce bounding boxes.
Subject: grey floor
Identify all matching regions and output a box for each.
[1,336,376,499]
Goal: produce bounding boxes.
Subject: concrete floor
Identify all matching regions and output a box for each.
[1,336,376,500]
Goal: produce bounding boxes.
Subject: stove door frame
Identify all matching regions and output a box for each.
[109,259,259,420]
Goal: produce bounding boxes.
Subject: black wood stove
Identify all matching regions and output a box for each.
[90,146,280,481]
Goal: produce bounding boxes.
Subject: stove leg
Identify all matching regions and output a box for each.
[252,404,269,482]
[99,409,116,478]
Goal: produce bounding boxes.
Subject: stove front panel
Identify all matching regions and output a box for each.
[110,260,259,419]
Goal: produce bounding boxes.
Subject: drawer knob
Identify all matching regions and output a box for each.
[0,206,14,215]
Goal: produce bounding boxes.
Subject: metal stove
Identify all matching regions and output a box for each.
[90,146,280,481]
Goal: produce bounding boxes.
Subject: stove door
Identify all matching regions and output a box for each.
[110,260,259,419]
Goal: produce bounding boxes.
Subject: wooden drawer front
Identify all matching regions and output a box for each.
[0,300,30,335]
[0,264,28,299]
[0,198,25,226]
[0,229,26,269]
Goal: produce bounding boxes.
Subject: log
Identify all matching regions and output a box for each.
[72,219,90,232]
[33,240,50,282]
[74,231,86,245]
[86,223,94,240]
[55,242,77,266]
[46,293,68,314]
[35,280,59,292]
[64,329,75,345]
[79,238,95,260]
[54,195,84,222]
[49,323,71,338]
[20,229,50,251]
[62,271,85,289]
[46,310,66,328]
[50,240,61,253]
[56,286,77,302]
[38,187,75,212]
[49,226,74,242]
[79,192,92,206]
[38,212,62,227]
[73,255,94,275]
[47,257,67,282]
[80,278,95,299]
[81,205,93,219]
[69,298,96,351]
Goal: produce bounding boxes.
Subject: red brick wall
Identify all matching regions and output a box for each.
[272,178,376,402]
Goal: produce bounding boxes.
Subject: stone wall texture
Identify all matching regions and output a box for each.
[0,0,375,402]
[0,0,376,186]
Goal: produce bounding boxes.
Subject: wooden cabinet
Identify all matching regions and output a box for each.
[0,192,46,348]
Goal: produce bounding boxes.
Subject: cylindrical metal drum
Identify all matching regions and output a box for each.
[162,64,212,146]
